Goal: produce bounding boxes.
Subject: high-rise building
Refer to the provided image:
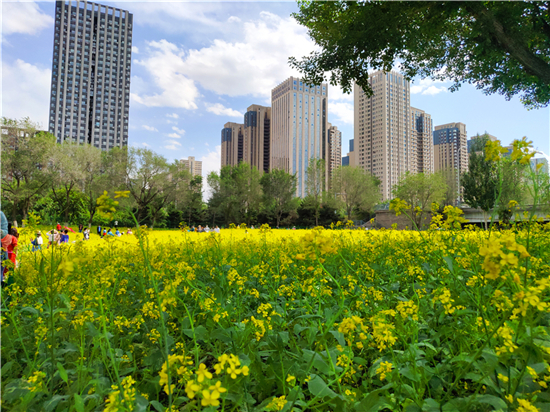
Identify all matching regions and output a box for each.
[221,122,244,167]
[327,123,342,180]
[243,104,271,173]
[433,123,468,172]
[410,107,434,173]
[433,123,468,205]
[180,156,202,177]
[342,138,355,167]
[354,70,413,200]
[271,77,328,197]
[48,1,133,150]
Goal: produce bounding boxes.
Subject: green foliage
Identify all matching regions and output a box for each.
[392,172,447,229]
[260,168,299,228]
[462,135,499,223]
[291,2,550,108]
[331,166,380,221]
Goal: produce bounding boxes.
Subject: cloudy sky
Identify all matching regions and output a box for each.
[3,0,549,186]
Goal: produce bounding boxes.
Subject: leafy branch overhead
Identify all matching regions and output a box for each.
[290,1,550,108]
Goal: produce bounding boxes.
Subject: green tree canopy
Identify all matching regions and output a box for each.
[260,168,298,228]
[392,172,447,229]
[331,165,380,221]
[291,1,550,108]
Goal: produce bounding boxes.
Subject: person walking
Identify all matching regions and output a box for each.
[32,230,43,251]
[7,228,19,264]
[47,230,55,248]
[83,228,90,240]
[78,224,83,233]
[97,225,102,236]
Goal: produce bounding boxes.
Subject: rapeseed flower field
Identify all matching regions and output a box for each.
[2,221,550,411]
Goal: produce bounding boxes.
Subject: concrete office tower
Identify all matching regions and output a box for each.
[410,107,434,173]
[354,70,413,200]
[221,122,244,167]
[180,156,202,177]
[271,77,328,197]
[327,123,342,180]
[48,1,132,149]
[243,105,271,173]
[433,123,468,172]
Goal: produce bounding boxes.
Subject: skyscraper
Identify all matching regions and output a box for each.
[327,123,342,180]
[180,156,202,177]
[354,70,413,200]
[433,123,468,205]
[243,104,271,173]
[48,1,132,150]
[221,122,244,167]
[271,77,328,197]
[410,107,434,173]
[433,123,468,172]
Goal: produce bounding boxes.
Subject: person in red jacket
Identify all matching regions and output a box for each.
[56,222,62,231]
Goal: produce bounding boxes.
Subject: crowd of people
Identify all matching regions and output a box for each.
[0,211,139,283]
[189,225,221,233]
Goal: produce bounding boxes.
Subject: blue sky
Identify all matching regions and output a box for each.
[3,0,549,185]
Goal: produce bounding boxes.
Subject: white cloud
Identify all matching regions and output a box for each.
[330,102,354,125]
[2,59,51,128]
[166,139,182,146]
[2,1,53,37]
[167,133,181,139]
[228,16,241,23]
[201,145,222,200]
[166,113,179,119]
[180,12,316,97]
[132,12,316,107]
[422,85,446,96]
[142,142,151,147]
[164,139,182,150]
[132,40,200,109]
[142,125,158,132]
[172,126,186,135]
[206,103,243,118]
[410,78,448,96]
[329,84,353,102]
[205,143,209,146]
[132,46,139,54]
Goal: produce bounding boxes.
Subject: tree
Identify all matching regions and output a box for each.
[260,169,299,228]
[207,163,262,226]
[440,168,461,207]
[291,2,550,108]
[1,117,56,222]
[48,142,86,225]
[497,157,529,224]
[123,147,190,225]
[305,158,326,226]
[331,166,380,221]
[393,172,447,229]
[461,135,499,229]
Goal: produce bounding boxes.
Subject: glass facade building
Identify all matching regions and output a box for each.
[48,0,132,149]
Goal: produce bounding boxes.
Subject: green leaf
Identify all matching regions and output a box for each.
[400,366,421,383]
[44,395,68,412]
[308,375,337,399]
[74,394,84,412]
[354,388,392,412]
[422,399,440,412]
[150,400,165,412]
[57,362,68,384]
[472,394,507,410]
